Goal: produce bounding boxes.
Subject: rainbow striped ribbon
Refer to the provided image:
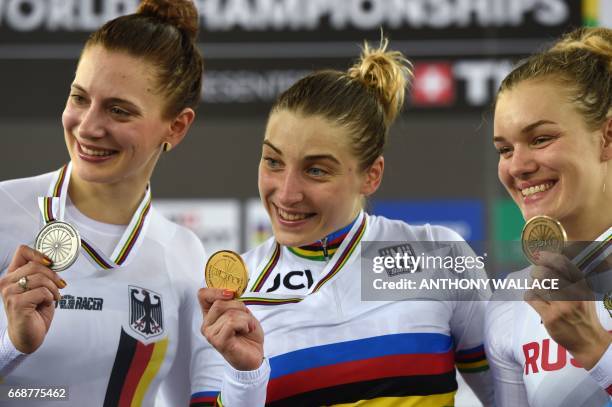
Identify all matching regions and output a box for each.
[37,163,153,270]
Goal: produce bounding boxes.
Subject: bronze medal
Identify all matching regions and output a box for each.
[521,215,567,265]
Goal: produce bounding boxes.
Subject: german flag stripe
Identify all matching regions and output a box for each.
[131,337,168,406]
[117,340,154,406]
[104,330,138,407]
[104,329,167,407]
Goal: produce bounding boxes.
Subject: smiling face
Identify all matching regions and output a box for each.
[62,45,172,189]
[494,78,609,231]
[258,110,381,247]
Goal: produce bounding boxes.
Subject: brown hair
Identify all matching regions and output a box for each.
[85,0,203,119]
[498,27,611,130]
[271,38,413,171]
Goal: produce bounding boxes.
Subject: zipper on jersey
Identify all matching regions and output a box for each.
[321,236,329,260]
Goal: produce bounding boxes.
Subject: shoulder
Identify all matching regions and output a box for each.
[366,214,464,241]
[147,207,206,281]
[0,172,54,207]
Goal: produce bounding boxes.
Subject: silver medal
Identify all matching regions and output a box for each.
[35,221,80,271]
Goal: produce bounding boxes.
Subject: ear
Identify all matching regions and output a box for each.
[163,107,196,149]
[602,116,612,162]
[360,156,384,196]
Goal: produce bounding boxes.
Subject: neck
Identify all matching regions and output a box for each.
[68,174,148,225]
[562,207,612,241]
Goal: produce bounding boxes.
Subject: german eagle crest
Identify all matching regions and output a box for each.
[129,285,164,339]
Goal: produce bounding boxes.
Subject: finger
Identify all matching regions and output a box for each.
[17,286,56,310]
[19,274,62,301]
[204,299,248,327]
[204,308,253,347]
[538,252,582,282]
[8,262,65,290]
[198,288,235,313]
[7,245,52,273]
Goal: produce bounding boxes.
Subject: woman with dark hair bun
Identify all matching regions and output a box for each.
[0,1,266,405]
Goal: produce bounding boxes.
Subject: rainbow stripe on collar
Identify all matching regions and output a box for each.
[287,217,357,261]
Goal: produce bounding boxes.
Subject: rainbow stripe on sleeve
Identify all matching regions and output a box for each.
[455,344,489,373]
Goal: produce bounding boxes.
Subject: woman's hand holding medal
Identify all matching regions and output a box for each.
[198,251,264,371]
[0,245,66,354]
[522,216,611,370]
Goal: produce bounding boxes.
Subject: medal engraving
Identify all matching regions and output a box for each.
[521,215,567,265]
[35,221,81,271]
[205,250,249,297]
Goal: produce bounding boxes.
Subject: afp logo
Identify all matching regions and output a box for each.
[266,270,314,293]
[129,286,164,340]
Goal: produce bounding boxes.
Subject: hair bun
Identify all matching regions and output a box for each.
[551,27,612,65]
[137,0,199,42]
[347,38,413,125]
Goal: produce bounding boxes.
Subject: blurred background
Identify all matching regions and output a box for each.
[0,1,610,404]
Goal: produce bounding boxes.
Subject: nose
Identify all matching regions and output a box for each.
[277,169,304,206]
[77,105,106,140]
[508,145,538,179]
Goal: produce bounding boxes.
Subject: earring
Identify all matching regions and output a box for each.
[162,142,172,153]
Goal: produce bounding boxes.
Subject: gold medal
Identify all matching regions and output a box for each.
[521,215,567,265]
[35,221,81,271]
[205,250,249,297]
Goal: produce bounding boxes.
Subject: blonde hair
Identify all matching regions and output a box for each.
[272,37,413,170]
[498,27,611,130]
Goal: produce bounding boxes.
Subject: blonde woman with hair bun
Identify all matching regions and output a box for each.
[487,27,612,406]
[202,38,495,405]
[0,1,268,405]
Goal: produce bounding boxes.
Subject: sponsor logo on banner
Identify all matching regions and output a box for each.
[129,285,164,340]
[412,62,454,106]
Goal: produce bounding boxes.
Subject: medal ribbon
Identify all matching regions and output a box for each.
[38,163,153,270]
[571,226,612,274]
[243,211,367,304]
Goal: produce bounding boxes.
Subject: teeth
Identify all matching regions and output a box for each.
[277,207,308,221]
[81,144,115,157]
[521,182,554,197]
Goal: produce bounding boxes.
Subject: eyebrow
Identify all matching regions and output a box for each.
[263,140,341,165]
[71,83,141,112]
[493,119,557,143]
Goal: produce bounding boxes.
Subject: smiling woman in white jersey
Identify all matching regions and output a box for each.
[486,27,612,407]
[195,38,495,406]
[0,1,267,406]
